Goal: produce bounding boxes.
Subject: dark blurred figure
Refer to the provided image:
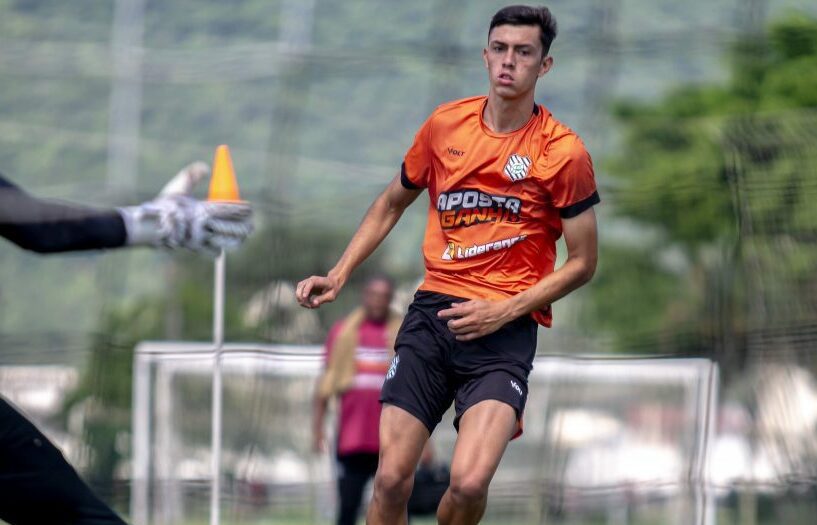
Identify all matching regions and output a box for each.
[408,441,450,518]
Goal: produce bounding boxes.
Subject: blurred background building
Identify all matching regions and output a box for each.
[1,0,817,523]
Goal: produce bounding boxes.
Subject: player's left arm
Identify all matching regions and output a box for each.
[439,207,597,341]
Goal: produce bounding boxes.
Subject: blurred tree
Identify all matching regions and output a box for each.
[61,299,164,492]
[585,14,817,365]
[60,255,244,491]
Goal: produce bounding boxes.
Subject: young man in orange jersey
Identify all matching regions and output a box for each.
[296,5,599,524]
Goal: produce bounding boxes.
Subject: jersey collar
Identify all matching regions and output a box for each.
[477,97,547,138]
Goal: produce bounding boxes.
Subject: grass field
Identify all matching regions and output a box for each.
[165,505,817,525]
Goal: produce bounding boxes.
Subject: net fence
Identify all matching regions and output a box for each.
[1,0,817,524]
[132,344,719,525]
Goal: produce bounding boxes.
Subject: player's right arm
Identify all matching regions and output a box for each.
[296,174,422,308]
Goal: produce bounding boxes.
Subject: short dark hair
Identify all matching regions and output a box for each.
[489,5,558,56]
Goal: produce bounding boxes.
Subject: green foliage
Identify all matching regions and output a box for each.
[61,299,164,485]
[59,259,258,484]
[607,106,733,247]
[770,12,817,59]
[579,245,687,337]
[590,14,817,353]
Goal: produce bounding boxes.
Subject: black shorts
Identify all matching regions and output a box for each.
[380,290,537,436]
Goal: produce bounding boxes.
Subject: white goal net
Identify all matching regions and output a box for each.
[131,343,719,525]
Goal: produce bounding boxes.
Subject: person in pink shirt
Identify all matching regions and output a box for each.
[312,275,402,525]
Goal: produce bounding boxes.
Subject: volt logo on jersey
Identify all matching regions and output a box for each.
[504,153,532,182]
[447,147,465,157]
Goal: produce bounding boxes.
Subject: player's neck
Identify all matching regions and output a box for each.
[483,91,536,134]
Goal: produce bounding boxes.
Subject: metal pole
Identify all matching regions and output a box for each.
[210,250,226,525]
[130,352,151,525]
[107,0,145,196]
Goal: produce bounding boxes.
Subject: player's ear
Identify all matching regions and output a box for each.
[539,55,553,77]
[482,47,489,68]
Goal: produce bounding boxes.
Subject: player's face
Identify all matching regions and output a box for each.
[483,24,553,99]
[362,279,393,322]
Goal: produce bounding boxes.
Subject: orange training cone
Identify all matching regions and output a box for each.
[208,144,242,202]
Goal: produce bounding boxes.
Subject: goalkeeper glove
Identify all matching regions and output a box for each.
[118,162,254,255]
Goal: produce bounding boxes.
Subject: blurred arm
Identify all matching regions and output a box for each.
[0,173,127,253]
[312,323,341,454]
[312,387,329,453]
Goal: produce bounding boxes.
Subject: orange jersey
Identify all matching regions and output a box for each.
[401,96,599,327]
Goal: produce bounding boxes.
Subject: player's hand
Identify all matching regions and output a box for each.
[437,299,513,341]
[296,274,342,309]
[170,197,253,254]
[119,162,254,255]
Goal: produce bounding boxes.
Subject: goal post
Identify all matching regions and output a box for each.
[131,342,718,525]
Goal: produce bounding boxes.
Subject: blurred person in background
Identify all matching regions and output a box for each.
[297,5,598,524]
[0,162,253,525]
[407,441,450,519]
[312,275,402,525]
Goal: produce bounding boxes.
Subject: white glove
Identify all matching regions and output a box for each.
[118,162,254,255]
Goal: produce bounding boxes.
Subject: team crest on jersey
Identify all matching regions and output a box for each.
[504,153,531,182]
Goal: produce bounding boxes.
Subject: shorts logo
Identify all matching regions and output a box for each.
[441,234,527,261]
[510,379,523,397]
[504,153,531,182]
[385,355,400,380]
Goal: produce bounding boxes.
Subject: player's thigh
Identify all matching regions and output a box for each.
[377,403,430,479]
[449,399,517,485]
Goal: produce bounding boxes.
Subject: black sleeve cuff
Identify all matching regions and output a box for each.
[400,162,423,190]
[559,191,600,219]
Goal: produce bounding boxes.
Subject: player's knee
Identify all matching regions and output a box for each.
[447,471,490,504]
[372,465,414,504]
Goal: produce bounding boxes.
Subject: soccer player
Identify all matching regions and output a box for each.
[0,162,253,525]
[296,5,599,524]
